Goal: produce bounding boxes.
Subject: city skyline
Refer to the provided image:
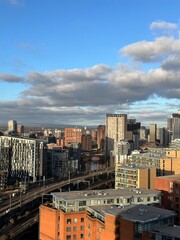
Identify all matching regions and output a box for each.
[1,0,180,126]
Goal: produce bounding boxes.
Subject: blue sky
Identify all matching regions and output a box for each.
[0,0,180,127]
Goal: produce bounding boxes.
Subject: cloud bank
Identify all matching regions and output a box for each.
[1,20,180,127]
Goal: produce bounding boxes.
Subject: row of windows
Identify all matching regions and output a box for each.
[66,226,84,232]
[67,218,84,224]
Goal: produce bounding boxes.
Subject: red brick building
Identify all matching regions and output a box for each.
[64,128,82,146]
[155,174,180,225]
[40,203,176,240]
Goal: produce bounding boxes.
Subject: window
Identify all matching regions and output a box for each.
[73,226,77,231]
[138,197,143,202]
[74,218,77,223]
[66,227,71,232]
[73,235,77,240]
[66,235,71,240]
[58,216,60,221]
[81,218,84,223]
[80,234,84,239]
[80,226,84,231]
[67,219,72,224]
[79,201,86,206]
[147,197,150,202]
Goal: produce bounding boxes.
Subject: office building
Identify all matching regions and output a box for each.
[106,114,127,156]
[149,124,157,143]
[97,125,106,152]
[17,124,24,134]
[172,112,180,140]
[81,134,92,151]
[7,120,17,132]
[158,127,170,147]
[140,126,148,140]
[39,188,161,240]
[64,128,82,146]
[46,147,69,179]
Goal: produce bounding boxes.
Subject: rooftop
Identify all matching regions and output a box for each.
[87,204,176,223]
[152,226,180,237]
[156,174,180,180]
[51,188,161,201]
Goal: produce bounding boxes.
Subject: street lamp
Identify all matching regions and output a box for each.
[9,194,12,211]
[68,171,70,184]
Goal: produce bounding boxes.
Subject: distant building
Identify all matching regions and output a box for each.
[106,114,127,156]
[46,147,68,179]
[17,124,24,134]
[97,125,106,152]
[7,120,17,132]
[140,126,148,140]
[149,124,157,142]
[172,112,180,140]
[64,128,82,146]
[81,134,92,151]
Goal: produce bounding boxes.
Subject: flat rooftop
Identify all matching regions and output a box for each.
[152,226,180,237]
[156,174,180,180]
[88,204,176,223]
[51,188,161,201]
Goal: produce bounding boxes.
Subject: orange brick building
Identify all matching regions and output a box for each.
[39,189,162,240]
[40,203,176,240]
[64,128,82,146]
[40,205,86,240]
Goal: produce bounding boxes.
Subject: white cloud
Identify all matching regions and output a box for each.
[150,20,178,31]
[1,20,180,126]
[121,37,180,62]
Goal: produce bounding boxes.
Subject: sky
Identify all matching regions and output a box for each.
[1,0,180,128]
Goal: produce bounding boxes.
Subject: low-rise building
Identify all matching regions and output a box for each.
[39,188,161,240]
[86,204,176,240]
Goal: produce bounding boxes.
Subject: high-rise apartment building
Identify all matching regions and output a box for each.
[7,120,17,132]
[172,112,180,140]
[106,114,127,156]
[149,124,157,142]
[81,134,92,151]
[0,136,45,183]
[97,125,106,151]
[167,117,173,131]
[140,126,148,140]
[17,124,24,134]
[64,128,82,146]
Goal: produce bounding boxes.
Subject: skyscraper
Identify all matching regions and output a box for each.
[7,120,17,132]
[97,125,106,151]
[106,114,127,156]
[172,112,180,140]
[149,124,157,142]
